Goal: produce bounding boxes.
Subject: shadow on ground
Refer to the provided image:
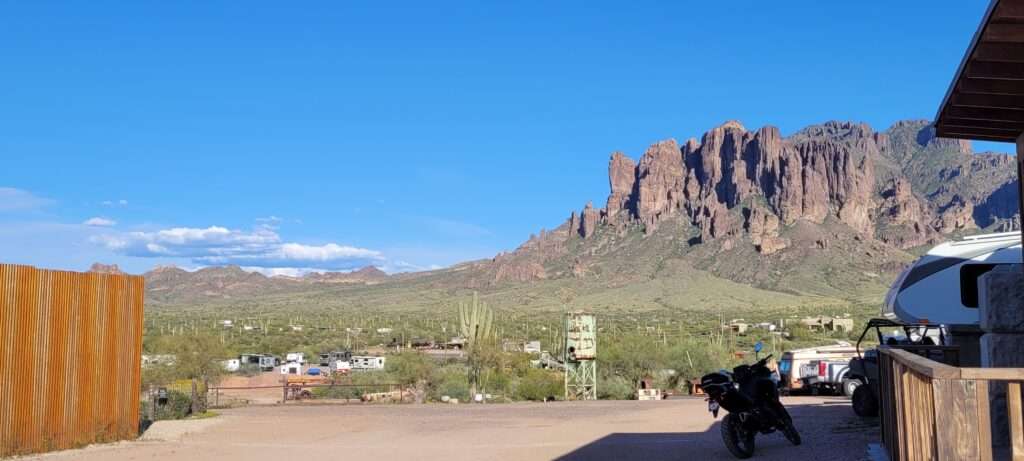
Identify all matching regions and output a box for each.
[553,400,877,461]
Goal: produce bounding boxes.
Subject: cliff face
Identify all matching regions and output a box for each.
[564,119,1018,253]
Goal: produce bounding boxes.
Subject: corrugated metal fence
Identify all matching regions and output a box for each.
[0,264,145,457]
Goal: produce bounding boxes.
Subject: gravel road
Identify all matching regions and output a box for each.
[27,396,876,461]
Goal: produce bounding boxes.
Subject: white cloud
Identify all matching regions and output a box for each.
[0,187,53,212]
[91,224,384,271]
[83,217,117,227]
[101,199,129,207]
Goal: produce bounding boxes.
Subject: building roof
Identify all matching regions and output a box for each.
[936,0,1024,143]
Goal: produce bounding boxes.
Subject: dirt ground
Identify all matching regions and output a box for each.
[28,396,876,461]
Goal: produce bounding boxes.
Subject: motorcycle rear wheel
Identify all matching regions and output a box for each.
[720,413,756,459]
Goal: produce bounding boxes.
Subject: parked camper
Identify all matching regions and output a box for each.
[350,355,386,370]
[285,352,305,364]
[281,362,303,375]
[239,353,279,371]
[318,350,352,366]
[258,355,279,372]
[335,360,352,374]
[885,231,1020,326]
[222,358,241,372]
[778,343,858,394]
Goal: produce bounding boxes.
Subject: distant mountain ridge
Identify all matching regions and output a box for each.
[142,264,390,303]
[138,119,1020,311]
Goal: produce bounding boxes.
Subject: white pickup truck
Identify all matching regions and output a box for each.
[797,359,853,396]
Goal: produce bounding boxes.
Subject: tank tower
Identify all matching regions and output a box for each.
[564,311,596,400]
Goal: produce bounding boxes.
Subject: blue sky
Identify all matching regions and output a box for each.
[0,1,1011,275]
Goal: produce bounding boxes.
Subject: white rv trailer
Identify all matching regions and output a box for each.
[884,231,1021,326]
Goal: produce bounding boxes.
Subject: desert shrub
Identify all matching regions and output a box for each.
[598,375,635,400]
[480,368,513,399]
[513,368,562,401]
[386,352,433,386]
[430,365,469,402]
[140,389,193,421]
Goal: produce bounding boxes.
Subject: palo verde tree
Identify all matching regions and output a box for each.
[458,292,494,400]
[168,333,228,413]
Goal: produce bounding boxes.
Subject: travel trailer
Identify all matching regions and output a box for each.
[222,358,241,372]
[350,355,386,370]
[319,350,352,366]
[778,343,858,393]
[884,231,1021,326]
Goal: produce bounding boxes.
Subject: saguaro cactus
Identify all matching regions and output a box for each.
[457,292,494,400]
[459,292,494,346]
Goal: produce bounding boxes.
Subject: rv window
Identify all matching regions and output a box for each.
[960,264,997,308]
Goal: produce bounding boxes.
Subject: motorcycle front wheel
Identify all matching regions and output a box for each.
[780,418,801,446]
[720,413,755,459]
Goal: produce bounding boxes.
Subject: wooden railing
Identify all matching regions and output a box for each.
[879,347,1024,461]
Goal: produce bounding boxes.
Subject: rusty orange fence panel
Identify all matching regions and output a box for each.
[0,264,144,457]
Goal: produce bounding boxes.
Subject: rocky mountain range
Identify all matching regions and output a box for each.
[139,119,1019,310]
[471,119,1018,297]
[579,119,1014,248]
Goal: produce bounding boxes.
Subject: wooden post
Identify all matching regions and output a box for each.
[1009,381,1024,461]
[146,386,155,422]
[282,377,288,404]
[1017,133,1024,259]
[190,378,199,415]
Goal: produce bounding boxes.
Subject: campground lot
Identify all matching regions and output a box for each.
[30,396,875,461]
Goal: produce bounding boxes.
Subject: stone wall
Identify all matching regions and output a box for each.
[979,264,1024,447]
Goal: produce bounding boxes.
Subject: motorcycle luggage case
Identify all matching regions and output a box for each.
[700,372,730,396]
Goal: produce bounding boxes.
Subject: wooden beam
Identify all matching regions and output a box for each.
[959,77,1024,95]
[936,130,1018,143]
[937,127,1022,141]
[967,61,1024,80]
[946,105,1024,122]
[1018,132,1024,264]
[934,379,984,461]
[982,23,1024,43]
[939,118,1024,131]
[937,124,1024,137]
[979,381,994,461]
[952,92,1024,109]
[994,1,1024,21]
[937,129,1018,142]
[1008,381,1024,461]
[962,367,1024,381]
[975,43,1024,63]
[880,348,962,379]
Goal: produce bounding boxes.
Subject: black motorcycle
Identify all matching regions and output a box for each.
[700,355,801,459]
